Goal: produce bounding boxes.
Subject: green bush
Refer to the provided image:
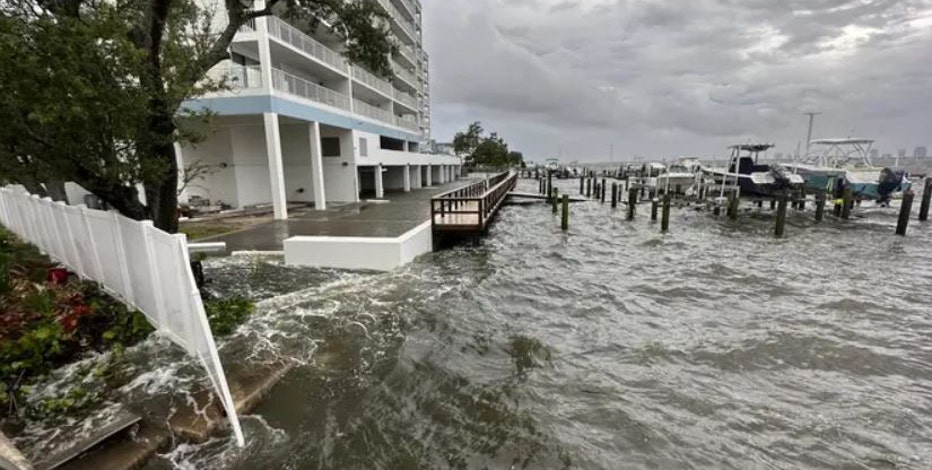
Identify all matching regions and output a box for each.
[204,297,254,336]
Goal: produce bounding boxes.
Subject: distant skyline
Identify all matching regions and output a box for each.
[423,0,932,161]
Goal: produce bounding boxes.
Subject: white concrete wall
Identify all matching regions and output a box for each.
[383,166,406,190]
[284,221,433,271]
[231,124,273,207]
[321,127,357,203]
[280,123,315,203]
[180,127,240,206]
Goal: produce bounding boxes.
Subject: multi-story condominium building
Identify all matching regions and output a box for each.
[178,0,458,219]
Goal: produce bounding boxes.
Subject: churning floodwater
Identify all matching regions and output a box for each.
[42,177,932,469]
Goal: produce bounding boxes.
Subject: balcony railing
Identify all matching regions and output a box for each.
[266,16,348,73]
[353,99,393,124]
[396,43,416,65]
[206,64,263,90]
[393,62,417,87]
[386,1,416,41]
[272,69,350,111]
[238,18,256,33]
[395,115,419,131]
[394,89,417,109]
[352,65,393,96]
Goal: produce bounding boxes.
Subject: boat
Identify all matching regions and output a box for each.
[702,144,804,197]
[785,138,910,203]
[655,157,700,194]
[544,158,559,173]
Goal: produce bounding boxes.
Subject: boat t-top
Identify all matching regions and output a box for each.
[703,143,804,198]
[786,138,909,203]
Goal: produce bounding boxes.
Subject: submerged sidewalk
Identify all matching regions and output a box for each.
[203,180,471,252]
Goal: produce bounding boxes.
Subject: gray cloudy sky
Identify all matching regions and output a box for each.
[422,0,932,161]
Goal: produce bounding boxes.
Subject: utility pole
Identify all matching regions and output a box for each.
[804,111,821,157]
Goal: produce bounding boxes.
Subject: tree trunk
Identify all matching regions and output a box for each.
[143,99,180,233]
[46,177,68,203]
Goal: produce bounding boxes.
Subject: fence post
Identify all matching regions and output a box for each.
[110,211,136,306]
[77,205,106,281]
[141,221,168,328]
[56,201,86,278]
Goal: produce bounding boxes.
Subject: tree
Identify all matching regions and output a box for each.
[453,121,483,167]
[0,0,395,232]
[452,122,523,169]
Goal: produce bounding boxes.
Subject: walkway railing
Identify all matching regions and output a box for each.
[430,171,517,232]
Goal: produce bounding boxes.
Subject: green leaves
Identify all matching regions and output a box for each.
[204,296,254,336]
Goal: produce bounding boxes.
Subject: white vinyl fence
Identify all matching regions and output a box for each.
[0,187,244,446]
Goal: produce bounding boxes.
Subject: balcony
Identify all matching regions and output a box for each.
[386,1,416,42]
[393,62,417,88]
[266,16,348,74]
[396,43,417,67]
[271,68,350,111]
[352,65,393,96]
[205,63,263,90]
[394,89,417,109]
[353,99,393,124]
[395,115,418,131]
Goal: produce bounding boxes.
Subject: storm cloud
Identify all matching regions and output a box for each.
[422,0,932,161]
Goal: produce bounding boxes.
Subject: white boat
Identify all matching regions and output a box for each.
[785,138,910,202]
[544,158,559,173]
[655,157,700,193]
[702,143,804,197]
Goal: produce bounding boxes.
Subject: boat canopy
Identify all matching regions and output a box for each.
[728,143,774,152]
[809,138,874,146]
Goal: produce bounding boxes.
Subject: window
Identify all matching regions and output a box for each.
[359,138,368,157]
[321,137,341,157]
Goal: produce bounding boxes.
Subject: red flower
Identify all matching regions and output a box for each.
[59,314,79,333]
[47,268,69,285]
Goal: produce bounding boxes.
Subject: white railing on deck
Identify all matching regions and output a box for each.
[206,64,263,90]
[0,188,244,447]
[272,68,351,111]
[267,16,348,73]
[396,44,416,64]
[352,65,393,96]
[387,1,416,40]
[353,99,393,124]
[393,62,417,87]
[394,89,417,109]
[395,115,419,131]
[238,18,256,33]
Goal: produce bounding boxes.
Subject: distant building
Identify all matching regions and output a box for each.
[898,149,908,158]
[915,146,927,158]
[882,153,893,159]
[431,141,456,156]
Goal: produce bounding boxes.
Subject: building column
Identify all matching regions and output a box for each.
[403,164,411,192]
[414,165,422,188]
[375,164,384,199]
[263,112,288,220]
[309,121,326,210]
[426,164,433,186]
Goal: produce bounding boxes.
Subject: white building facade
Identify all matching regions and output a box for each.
[179,0,458,219]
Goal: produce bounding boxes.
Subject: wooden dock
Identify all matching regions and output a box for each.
[431,171,517,236]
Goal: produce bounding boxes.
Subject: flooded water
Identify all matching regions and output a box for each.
[22,178,932,469]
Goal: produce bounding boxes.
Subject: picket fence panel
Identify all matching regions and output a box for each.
[0,187,244,446]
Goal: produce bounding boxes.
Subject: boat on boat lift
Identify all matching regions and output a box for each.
[654,157,701,194]
[784,138,910,203]
[702,143,804,197]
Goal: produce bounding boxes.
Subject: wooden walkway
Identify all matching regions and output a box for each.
[431,172,517,234]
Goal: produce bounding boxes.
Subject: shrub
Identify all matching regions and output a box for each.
[204,297,254,336]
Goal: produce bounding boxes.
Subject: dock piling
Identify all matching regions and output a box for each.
[651,198,658,221]
[896,190,914,236]
[611,183,618,208]
[841,187,853,220]
[586,178,592,198]
[552,188,559,213]
[661,193,671,232]
[775,192,788,237]
[601,179,606,203]
[918,178,931,222]
[814,192,826,222]
[579,176,584,195]
[627,187,637,220]
[727,190,739,220]
[561,194,569,230]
